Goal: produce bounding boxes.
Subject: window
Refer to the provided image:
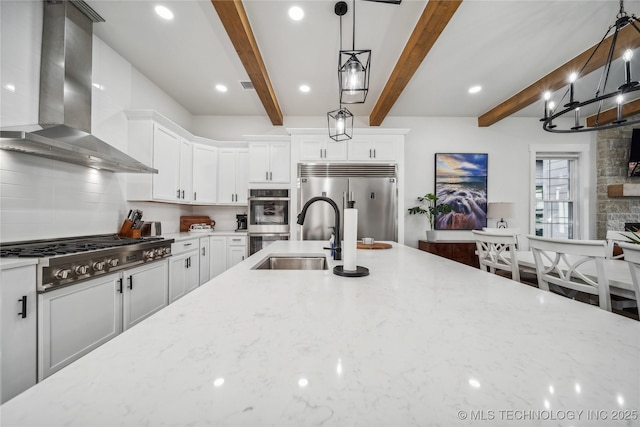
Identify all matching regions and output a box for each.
[535,158,575,238]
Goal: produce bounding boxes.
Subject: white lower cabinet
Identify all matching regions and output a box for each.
[228,235,247,268]
[37,259,169,381]
[209,235,247,278]
[1,265,37,403]
[199,237,211,285]
[209,236,227,278]
[38,273,123,380]
[169,239,200,303]
[122,262,169,330]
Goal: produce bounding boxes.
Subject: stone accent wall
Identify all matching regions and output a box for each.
[596,115,640,238]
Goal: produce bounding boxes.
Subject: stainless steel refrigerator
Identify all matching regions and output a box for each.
[298,163,397,241]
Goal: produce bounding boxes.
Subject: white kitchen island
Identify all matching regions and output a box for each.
[1,241,639,426]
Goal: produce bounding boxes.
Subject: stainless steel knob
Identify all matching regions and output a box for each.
[92,261,106,271]
[143,250,154,259]
[75,265,89,275]
[54,269,71,280]
[154,248,163,257]
[107,258,119,268]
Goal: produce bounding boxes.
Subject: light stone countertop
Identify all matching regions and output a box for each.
[163,230,247,242]
[1,241,639,426]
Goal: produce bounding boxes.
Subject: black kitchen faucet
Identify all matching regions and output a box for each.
[297,196,342,261]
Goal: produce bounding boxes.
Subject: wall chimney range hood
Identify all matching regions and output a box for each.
[0,0,157,174]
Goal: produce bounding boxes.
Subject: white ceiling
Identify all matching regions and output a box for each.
[87,0,640,124]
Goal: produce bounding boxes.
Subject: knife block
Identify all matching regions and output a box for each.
[118,219,134,237]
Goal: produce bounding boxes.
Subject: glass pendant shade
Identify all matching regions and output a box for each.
[327,107,353,141]
[339,49,371,104]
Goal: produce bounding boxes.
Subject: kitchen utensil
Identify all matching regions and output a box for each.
[189,223,213,233]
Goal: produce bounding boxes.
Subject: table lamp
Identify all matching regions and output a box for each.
[487,202,515,228]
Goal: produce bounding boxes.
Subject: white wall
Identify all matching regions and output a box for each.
[383,116,595,248]
[0,1,196,241]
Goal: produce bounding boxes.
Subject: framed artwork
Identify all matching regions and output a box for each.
[434,153,488,230]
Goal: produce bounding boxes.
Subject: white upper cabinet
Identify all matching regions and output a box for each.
[248,141,290,183]
[218,148,249,204]
[126,112,199,204]
[178,138,193,202]
[347,136,397,161]
[192,144,218,204]
[298,136,347,161]
[151,124,181,202]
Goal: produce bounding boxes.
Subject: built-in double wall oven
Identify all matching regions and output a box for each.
[247,189,290,255]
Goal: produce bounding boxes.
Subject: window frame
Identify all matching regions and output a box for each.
[529,144,591,240]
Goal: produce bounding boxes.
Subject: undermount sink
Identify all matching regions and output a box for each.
[252,254,328,270]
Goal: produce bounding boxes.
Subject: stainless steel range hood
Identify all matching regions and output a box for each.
[0,0,157,174]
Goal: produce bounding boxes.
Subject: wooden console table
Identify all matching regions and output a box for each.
[418,240,479,268]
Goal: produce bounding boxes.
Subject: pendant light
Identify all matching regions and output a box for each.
[338,0,371,104]
[328,2,355,141]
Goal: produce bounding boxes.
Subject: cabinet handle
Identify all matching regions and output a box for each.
[128,276,133,290]
[177,189,181,199]
[369,149,372,158]
[269,171,272,181]
[181,190,185,199]
[266,171,269,180]
[118,278,123,293]
[184,243,193,247]
[324,148,327,158]
[202,247,206,256]
[320,149,323,158]
[374,149,376,158]
[18,295,27,318]
[194,192,197,201]
[232,238,241,242]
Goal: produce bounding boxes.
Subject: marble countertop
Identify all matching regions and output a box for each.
[2,241,639,426]
[163,230,247,242]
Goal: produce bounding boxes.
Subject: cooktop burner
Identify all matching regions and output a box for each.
[0,236,165,258]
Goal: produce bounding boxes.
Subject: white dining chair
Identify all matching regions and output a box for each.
[472,230,521,282]
[527,235,611,311]
[614,241,640,308]
[606,230,639,259]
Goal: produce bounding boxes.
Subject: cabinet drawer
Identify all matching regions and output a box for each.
[171,238,200,255]
[228,235,247,246]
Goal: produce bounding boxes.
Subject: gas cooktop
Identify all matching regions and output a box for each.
[0,235,175,292]
[0,235,166,258]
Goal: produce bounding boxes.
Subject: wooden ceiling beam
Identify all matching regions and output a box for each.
[586,97,640,127]
[478,24,640,128]
[369,0,462,126]
[211,0,283,126]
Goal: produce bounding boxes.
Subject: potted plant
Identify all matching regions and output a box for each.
[407,193,451,241]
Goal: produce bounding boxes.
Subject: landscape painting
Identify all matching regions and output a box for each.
[434,153,488,230]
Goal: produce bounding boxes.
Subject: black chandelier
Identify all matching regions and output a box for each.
[541,0,640,133]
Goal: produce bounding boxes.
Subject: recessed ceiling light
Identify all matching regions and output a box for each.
[299,84,310,93]
[289,6,304,21]
[215,84,228,93]
[155,5,174,20]
[468,85,482,94]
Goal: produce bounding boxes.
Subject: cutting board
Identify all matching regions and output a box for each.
[180,216,214,232]
[357,242,392,250]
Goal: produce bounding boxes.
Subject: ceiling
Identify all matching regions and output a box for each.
[87,0,640,127]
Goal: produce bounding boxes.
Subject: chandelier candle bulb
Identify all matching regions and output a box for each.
[572,107,583,130]
[624,49,633,85]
